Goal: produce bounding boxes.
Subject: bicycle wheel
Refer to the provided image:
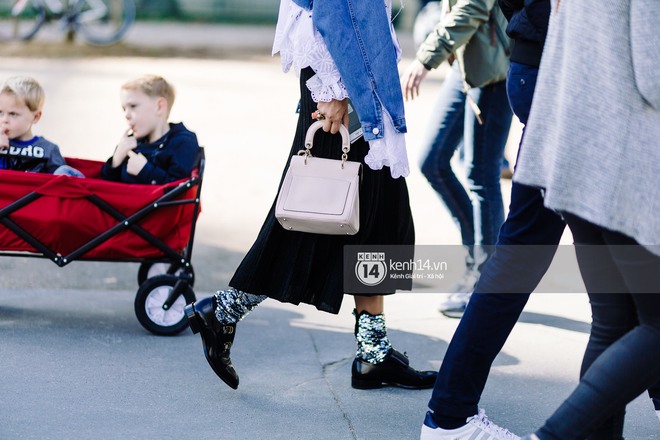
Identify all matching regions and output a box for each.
[0,0,47,41]
[74,0,134,46]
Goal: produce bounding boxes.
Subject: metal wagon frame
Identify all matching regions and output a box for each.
[0,148,206,335]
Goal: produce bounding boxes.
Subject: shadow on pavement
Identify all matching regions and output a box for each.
[519,310,591,334]
[0,241,245,294]
[0,289,442,440]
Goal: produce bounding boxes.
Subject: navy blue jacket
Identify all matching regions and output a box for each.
[101,122,199,185]
[498,0,550,67]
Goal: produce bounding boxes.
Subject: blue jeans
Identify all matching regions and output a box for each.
[53,165,84,178]
[427,62,566,420]
[537,214,660,440]
[428,62,660,429]
[420,65,512,265]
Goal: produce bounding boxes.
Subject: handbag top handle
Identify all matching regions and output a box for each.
[300,121,351,167]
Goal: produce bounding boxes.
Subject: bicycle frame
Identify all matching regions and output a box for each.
[4,0,134,45]
[23,0,108,28]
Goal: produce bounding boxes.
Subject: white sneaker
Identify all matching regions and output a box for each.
[420,409,520,440]
[448,268,480,294]
[438,292,472,318]
[656,409,660,422]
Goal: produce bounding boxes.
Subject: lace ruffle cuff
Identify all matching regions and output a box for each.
[306,74,349,103]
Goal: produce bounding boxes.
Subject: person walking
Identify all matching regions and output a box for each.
[184,0,437,391]
[419,1,557,438]
[401,0,513,317]
[420,1,660,438]
[511,0,660,438]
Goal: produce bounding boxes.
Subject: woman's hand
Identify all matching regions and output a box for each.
[316,98,349,134]
[111,129,137,168]
[401,59,430,101]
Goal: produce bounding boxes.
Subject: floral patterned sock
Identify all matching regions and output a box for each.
[354,309,392,364]
[214,288,266,325]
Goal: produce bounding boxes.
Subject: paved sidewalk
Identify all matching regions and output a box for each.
[0,21,419,60]
[123,21,420,58]
[0,22,657,440]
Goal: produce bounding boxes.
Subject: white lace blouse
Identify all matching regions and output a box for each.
[272,0,410,179]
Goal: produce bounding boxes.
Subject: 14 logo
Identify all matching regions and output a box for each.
[355,252,387,286]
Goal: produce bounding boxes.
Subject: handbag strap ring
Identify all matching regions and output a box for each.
[299,120,351,168]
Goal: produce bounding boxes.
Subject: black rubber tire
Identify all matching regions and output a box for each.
[137,262,195,287]
[134,274,196,336]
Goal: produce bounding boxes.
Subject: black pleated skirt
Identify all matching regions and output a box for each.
[229,68,414,314]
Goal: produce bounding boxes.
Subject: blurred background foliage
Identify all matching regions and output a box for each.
[136,0,413,26]
[136,0,292,23]
[0,0,415,27]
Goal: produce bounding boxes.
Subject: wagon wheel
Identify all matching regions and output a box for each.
[137,261,195,287]
[134,274,196,336]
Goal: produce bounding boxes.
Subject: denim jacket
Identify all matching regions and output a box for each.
[292,0,406,141]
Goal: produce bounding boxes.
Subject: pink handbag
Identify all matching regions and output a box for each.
[275,121,361,235]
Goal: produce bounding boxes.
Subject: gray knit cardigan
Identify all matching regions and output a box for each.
[514,0,660,255]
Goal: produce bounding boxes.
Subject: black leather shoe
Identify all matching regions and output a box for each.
[185,296,239,389]
[351,349,437,390]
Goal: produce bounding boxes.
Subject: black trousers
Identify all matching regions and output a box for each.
[537,213,660,440]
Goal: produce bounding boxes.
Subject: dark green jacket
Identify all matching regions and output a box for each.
[416,0,511,88]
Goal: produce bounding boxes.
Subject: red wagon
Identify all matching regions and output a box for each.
[0,150,205,335]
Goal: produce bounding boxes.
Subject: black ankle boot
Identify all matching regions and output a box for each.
[185,296,239,389]
[351,349,438,390]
